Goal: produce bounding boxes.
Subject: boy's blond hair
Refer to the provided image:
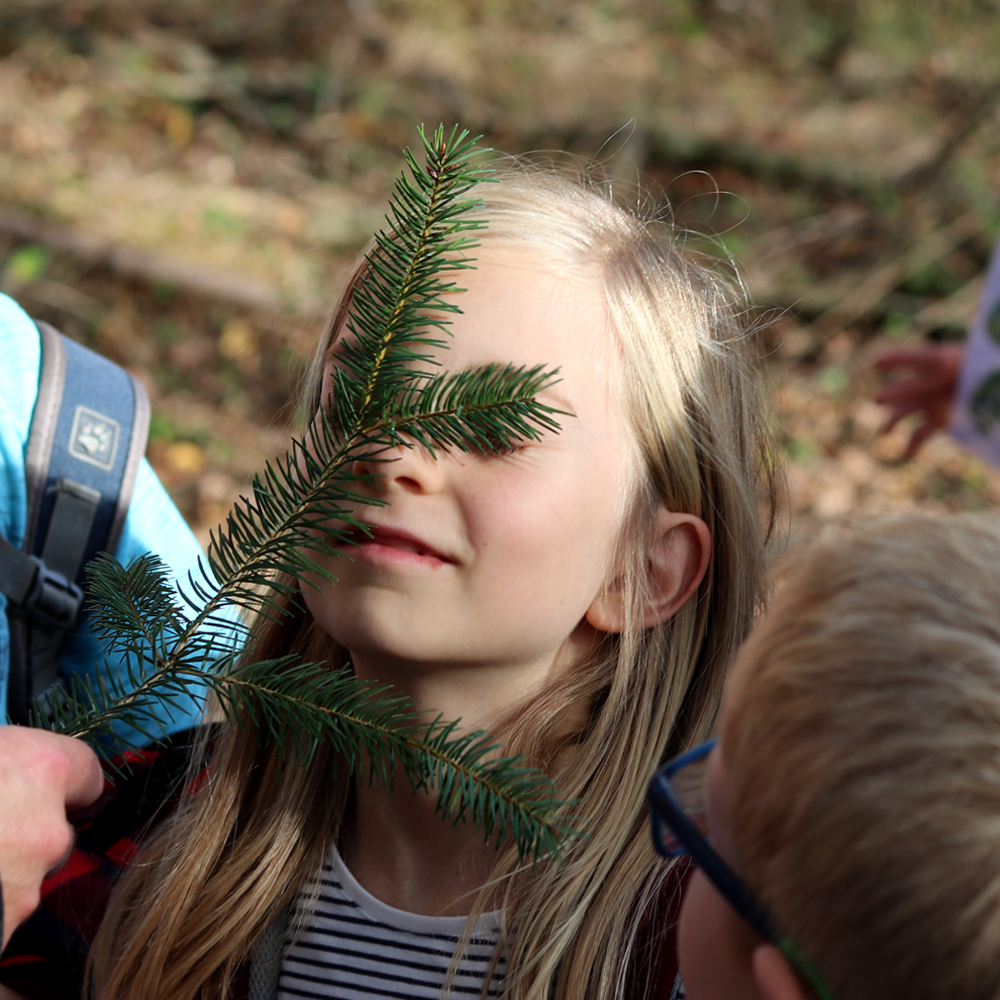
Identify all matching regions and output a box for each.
[723,512,1000,1000]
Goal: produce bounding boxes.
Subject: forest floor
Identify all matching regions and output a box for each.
[3,0,1000,558]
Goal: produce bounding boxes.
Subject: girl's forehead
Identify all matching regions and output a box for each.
[446,263,622,416]
[444,252,609,349]
[330,247,621,406]
[465,245,599,297]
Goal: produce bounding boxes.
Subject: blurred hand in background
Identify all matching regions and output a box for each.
[875,343,965,458]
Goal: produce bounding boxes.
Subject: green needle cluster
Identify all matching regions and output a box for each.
[31,124,578,863]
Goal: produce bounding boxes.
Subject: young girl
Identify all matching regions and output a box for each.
[87,166,777,1000]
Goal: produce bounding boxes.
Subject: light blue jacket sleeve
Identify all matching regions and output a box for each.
[0,294,38,720]
[0,293,210,741]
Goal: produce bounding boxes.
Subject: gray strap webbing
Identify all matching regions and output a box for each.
[109,373,150,556]
[40,480,100,581]
[248,906,291,1000]
[29,480,100,696]
[23,323,65,551]
[669,970,686,1000]
[0,536,39,606]
[0,528,83,630]
[27,629,65,701]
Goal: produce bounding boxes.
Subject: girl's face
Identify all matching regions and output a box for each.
[304,249,637,697]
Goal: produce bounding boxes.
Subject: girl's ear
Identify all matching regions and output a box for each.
[585,510,711,633]
[752,944,818,1000]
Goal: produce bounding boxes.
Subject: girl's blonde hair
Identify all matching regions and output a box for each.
[724,512,1000,1000]
[91,166,776,1000]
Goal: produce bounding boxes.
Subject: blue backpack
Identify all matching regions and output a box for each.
[0,321,149,724]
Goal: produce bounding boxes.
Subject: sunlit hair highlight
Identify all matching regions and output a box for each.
[724,512,1000,1000]
[92,163,776,1000]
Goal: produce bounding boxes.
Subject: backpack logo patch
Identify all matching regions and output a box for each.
[69,406,120,471]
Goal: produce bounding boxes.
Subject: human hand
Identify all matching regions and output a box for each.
[874,343,965,458]
[0,728,103,949]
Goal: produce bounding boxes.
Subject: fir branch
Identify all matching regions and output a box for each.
[212,663,579,860]
[408,719,580,861]
[63,553,579,859]
[41,124,579,863]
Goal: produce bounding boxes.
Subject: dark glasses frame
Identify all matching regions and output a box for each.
[648,739,833,1000]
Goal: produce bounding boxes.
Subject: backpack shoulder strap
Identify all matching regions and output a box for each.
[0,321,150,722]
[28,322,151,574]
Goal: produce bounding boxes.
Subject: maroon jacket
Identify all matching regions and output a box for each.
[0,731,684,1000]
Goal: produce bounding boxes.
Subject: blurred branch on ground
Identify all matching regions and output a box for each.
[3,0,1000,549]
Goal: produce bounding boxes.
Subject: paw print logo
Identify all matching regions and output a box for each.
[77,417,112,455]
[69,406,120,470]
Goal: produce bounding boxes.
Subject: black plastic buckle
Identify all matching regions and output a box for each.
[22,557,83,631]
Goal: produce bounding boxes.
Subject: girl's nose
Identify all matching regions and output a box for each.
[351,442,447,495]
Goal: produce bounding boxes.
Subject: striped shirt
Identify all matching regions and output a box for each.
[277,849,505,1000]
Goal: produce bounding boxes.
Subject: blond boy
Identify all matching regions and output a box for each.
[650,512,1000,1000]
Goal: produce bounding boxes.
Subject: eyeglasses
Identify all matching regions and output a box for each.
[647,739,833,1000]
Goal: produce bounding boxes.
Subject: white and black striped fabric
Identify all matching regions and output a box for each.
[277,849,505,1000]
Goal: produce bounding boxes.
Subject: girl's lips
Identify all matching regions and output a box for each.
[340,524,454,567]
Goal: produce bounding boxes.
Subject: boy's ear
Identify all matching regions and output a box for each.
[585,510,711,633]
[753,944,818,1000]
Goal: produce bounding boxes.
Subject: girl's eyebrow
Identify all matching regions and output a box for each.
[538,388,575,414]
